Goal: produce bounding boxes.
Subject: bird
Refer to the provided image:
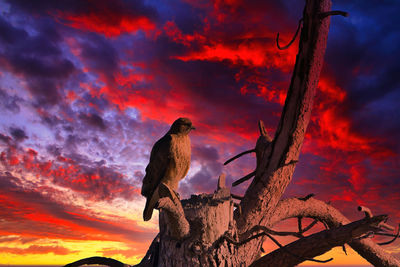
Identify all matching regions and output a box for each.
[141,117,195,221]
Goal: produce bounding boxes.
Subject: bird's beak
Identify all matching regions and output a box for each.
[191,126,196,130]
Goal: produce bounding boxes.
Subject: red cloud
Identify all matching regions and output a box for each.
[58,12,155,37]
[164,21,206,47]
[1,145,139,202]
[52,0,156,37]
[0,173,153,243]
[174,38,297,71]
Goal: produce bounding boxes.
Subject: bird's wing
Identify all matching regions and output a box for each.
[141,134,172,198]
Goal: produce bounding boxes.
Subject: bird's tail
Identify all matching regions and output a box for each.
[143,187,159,221]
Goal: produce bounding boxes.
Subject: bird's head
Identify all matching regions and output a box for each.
[170,118,195,135]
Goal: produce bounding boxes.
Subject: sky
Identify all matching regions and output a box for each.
[0,0,399,265]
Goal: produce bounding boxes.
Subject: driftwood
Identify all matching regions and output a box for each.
[64,0,399,266]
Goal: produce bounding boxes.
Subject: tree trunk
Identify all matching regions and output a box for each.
[157,188,241,266]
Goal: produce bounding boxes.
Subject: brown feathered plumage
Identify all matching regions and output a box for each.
[141,118,194,221]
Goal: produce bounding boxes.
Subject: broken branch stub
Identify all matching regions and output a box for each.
[157,182,189,239]
[228,120,273,187]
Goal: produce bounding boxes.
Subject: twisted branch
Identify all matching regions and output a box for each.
[276,19,303,50]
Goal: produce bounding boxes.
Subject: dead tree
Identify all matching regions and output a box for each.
[65,0,400,266]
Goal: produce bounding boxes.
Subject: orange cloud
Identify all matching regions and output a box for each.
[0,245,75,255]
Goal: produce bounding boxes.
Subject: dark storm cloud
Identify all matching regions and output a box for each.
[6,0,158,20]
[9,127,27,142]
[78,34,119,77]
[322,0,400,151]
[64,134,87,152]
[46,144,62,157]
[27,79,62,105]
[0,15,27,44]
[40,113,64,127]
[8,53,74,79]
[183,145,224,194]
[0,14,76,106]
[0,89,21,113]
[0,133,12,144]
[79,112,107,131]
[5,0,88,14]
[325,25,399,108]
[188,166,215,193]
[0,16,70,77]
[328,0,400,93]
[192,145,220,162]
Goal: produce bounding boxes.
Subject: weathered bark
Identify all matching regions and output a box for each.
[234,0,334,264]
[157,187,241,266]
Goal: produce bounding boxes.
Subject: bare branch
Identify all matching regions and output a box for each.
[378,224,400,246]
[240,225,303,240]
[231,193,243,200]
[270,197,400,266]
[223,229,332,264]
[358,205,395,232]
[342,244,348,255]
[234,203,242,215]
[298,193,315,201]
[232,171,256,187]
[250,215,388,267]
[319,10,349,19]
[375,232,400,237]
[258,120,271,140]
[298,217,303,233]
[380,223,395,232]
[358,206,373,218]
[276,19,303,50]
[301,219,319,234]
[223,149,255,165]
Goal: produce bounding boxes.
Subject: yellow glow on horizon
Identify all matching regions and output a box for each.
[0,239,149,266]
[298,247,372,266]
[2,232,396,266]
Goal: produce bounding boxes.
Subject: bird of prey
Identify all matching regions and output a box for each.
[141,118,195,221]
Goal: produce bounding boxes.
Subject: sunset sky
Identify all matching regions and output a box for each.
[0,0,399,265]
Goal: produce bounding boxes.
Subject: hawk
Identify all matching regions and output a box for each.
[141,118,194,221]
